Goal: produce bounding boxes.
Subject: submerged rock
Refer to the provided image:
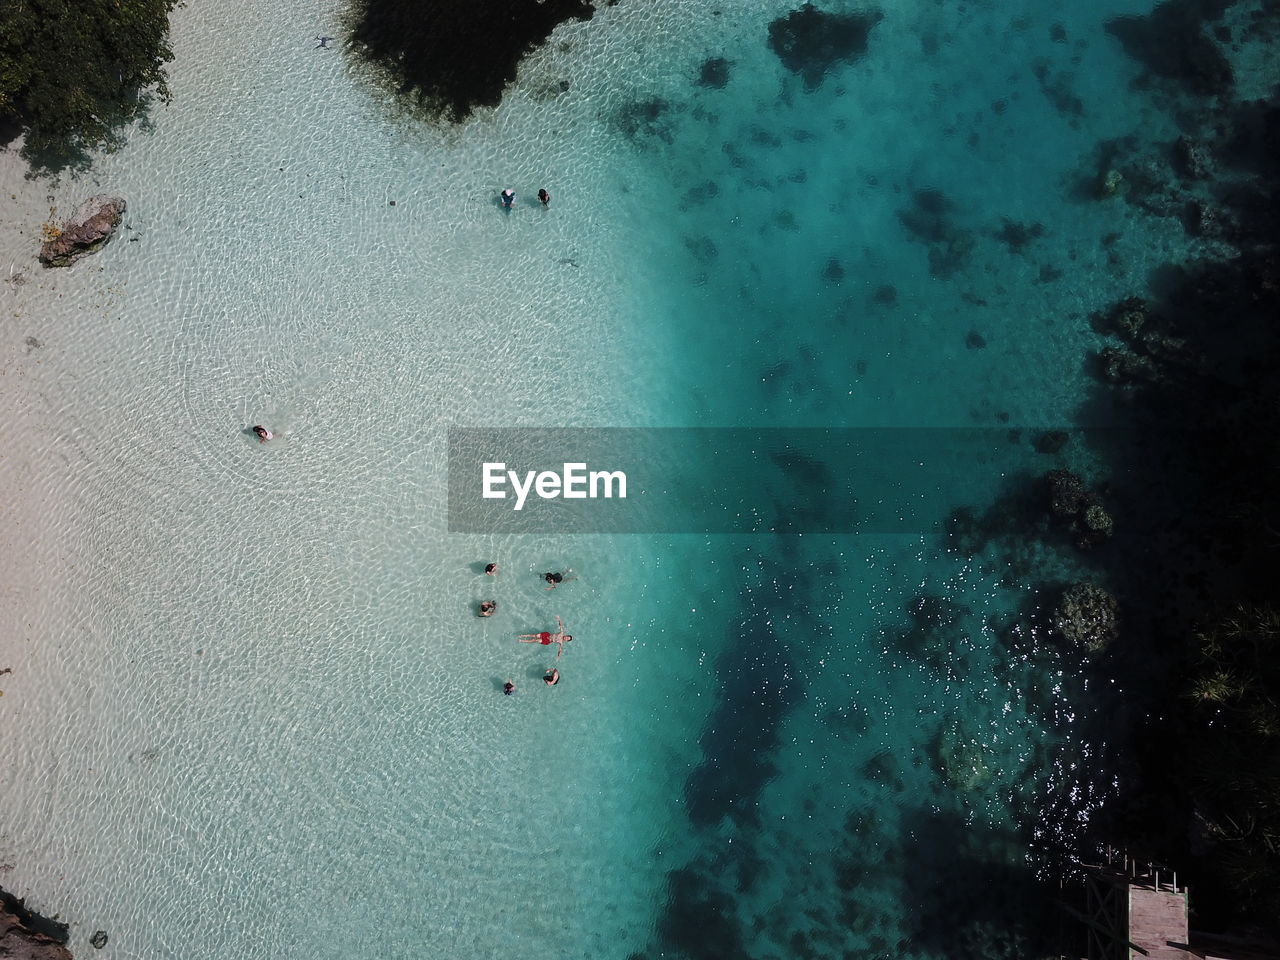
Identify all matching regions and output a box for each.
[1100,168,1125,198]
[89,930,109,949]
[0,887,73,960]
[1053,582,1119,652]
[39,195,126,267]
[768,4,884,91]
[932,718,992,790]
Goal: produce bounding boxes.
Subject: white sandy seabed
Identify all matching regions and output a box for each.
[0,0,771,957]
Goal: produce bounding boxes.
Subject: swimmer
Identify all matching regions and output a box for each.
[503,680,516,695]
[544,667,560,686]
[479,600,497,618]
[484,562,498,576]
[538,189,550,206]
[518,616,573,659]
[500,189,515,209]
[543,570,576,590]
[252,425,273,443]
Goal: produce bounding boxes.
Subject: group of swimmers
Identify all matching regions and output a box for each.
[500,188,551,209]
[480,562,575,696]
[248,430,574,694]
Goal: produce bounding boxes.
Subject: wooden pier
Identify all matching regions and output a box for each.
[1063,852,1190,960]
[1061,851,1279,960]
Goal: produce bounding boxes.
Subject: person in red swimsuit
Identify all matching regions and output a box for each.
[517,617,573,659]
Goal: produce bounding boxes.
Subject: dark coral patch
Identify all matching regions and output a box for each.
[767,4,884,91]
[1104,0,1234,97]
[898,189,974,279]
[615,97,674,143]
[697,56,732,88]
[995,218,1044,254]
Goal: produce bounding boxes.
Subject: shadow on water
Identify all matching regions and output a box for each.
[895,810,1056,960]
[656,553,810,959]
[347,0,595,122]
[682,612,803,830]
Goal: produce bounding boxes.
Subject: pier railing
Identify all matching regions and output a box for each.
[1080,845,1183,894]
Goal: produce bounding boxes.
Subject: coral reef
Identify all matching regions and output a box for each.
[1053,583,1119,652]
[1044,469,1113,549]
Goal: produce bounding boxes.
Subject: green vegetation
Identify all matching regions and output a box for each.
[1182,605,1280,919]
[0,0,180,170]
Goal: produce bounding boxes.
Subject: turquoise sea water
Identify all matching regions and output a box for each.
[0,0,1244,956]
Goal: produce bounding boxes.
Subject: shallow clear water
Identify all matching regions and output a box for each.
[0,0,1234,956]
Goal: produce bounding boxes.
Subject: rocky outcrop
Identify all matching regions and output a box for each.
[0,888,73,960]
[38,195,126,267]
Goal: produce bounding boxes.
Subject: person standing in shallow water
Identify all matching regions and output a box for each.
[538,189,550,206]
[500,189,515,209]
[484,562,498,576]
[503,680,515,695]
[252,425,273,443]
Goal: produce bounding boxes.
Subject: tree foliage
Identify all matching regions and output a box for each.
[0,0,180,170]
[1184,605,1280,917]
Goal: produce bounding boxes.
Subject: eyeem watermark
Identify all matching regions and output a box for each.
[482,462,628,511]
[448,427,1140,533]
